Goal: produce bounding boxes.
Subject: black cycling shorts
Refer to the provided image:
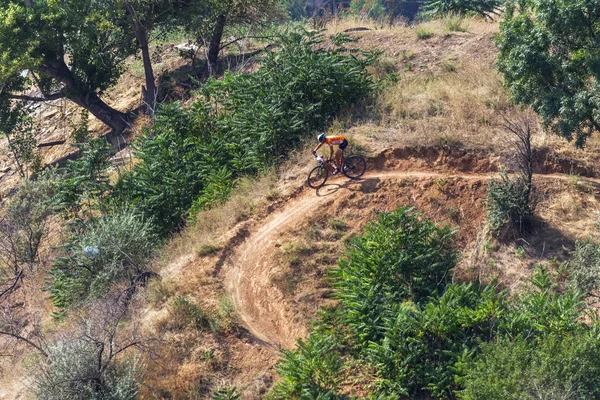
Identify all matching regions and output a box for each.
[339,139,348,150]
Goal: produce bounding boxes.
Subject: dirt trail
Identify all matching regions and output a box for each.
[223,168,600,351]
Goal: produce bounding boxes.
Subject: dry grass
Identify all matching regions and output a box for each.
[160,170,278,268]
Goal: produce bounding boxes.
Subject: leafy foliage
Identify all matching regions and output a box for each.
[461,331,600,400]
[0,100,41,177]
[54,138,112,219]
[275,208,594,399]
[368,284,506,398]
[273,334,348,399]
[496,0,600,146]
[0,173,56,267]
[486,171,534,235]
[48,209,157,314]
[331,207,457,346]
[422,0,501,18]
[113,102,219,236]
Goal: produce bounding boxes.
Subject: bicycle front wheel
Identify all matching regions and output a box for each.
[308,165,328,188]
[342,155,367,179]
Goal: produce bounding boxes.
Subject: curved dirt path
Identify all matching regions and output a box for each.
[223,169,600,350]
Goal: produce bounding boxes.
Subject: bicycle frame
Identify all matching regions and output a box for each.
[315,155,337,172]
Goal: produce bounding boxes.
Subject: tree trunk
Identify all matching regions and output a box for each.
[68,91,129,137]
[124,2,157,116]
[202,14,227,80]
[39,58,130,136]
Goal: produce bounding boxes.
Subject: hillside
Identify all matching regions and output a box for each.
[3,13,600,400]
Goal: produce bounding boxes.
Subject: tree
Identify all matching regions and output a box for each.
[497,0,600,146]
[178,0,281,79]
[121,0,180,116]
[331,207,457,346]
[0,0,138,134]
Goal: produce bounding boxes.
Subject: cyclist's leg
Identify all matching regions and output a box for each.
[335,148,343,172]
[336,139,348,172]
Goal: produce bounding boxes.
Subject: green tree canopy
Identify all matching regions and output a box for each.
[0,0,139,134]
[497,0,600,146]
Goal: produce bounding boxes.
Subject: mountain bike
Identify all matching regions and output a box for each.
[307,152,367,189]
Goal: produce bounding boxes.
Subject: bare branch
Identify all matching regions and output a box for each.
[8,92,66,102]
[0,329,47,357]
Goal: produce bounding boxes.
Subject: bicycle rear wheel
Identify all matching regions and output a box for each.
[308,165,329,188]
[342,155,367,179]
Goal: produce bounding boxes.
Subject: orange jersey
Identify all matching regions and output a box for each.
[325,135,345,147]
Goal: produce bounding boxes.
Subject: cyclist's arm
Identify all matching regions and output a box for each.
[313,142,324,155]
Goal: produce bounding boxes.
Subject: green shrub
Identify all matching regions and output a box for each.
[462,332,600,400]
[422,0,501,19]
[113,102,219,236]
[331,207,457,346]
[415,26,434,40]
[188,166,233,223]
[55,138,112,218]
[273,206,595,399]
[368,283,507,398]
[272,334,348,399]
[47,209,158,314]
[1,172,56,266]
[486,171,534,235]
[569,238,600,296]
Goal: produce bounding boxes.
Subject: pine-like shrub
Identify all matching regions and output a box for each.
[421,0,501,19]
[273,334,348,399]
[331,207,457,346]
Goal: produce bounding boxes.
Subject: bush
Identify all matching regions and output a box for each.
[55,138,112,218]
[486,171,534,235]
[48,209,158,313]
[462,332,600,400]
[172,296,219,333]
[422,0,501,19]
[113,102,219,236]
[331,207,457,346]
[368,283,507,398]
[272,206,595,399]
[32,339,140,400]
[569,238,600,296]
[415,26,434,40]
[272,334,348,399]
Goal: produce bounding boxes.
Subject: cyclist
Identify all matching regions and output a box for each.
[312,132,348,174]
